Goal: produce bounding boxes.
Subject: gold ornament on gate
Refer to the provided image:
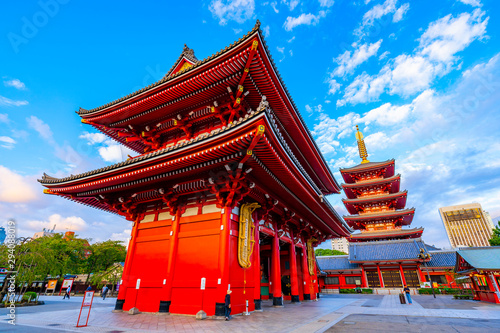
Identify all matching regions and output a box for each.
[238,202,260,268]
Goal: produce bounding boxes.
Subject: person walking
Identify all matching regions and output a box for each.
[63,286,71,300]
[403,285,412,304]
[102,285,109,300]
[224,290,232,321]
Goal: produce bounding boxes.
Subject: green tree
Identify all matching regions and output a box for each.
[489,221,500,246]
[90,263,123,296]
[84,240,126,284]
[314,248,347,256]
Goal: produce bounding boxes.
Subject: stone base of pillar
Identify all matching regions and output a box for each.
[303,293,311,301]
[114,299,125,311]
[291,295,300,303]
[254,299,263,311]
[272,296,284,306]
[159,300,171,313]
[215,302,226,316]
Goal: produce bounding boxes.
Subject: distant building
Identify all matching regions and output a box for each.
[33,226,56,239]
[331,237,349,254]
[439,203,494,248]
[0,227,6,244]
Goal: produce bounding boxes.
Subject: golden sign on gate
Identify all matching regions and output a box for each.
[307,239,317,275]
[238,203,260,268]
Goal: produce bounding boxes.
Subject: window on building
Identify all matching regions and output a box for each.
[345,276,361,285]
[324,277,339,285]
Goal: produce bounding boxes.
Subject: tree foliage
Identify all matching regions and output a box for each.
[489,221,500,246]
[84,240,126,283]
[314,248,347,256]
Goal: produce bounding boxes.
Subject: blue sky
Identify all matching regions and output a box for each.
[0,0,499,249]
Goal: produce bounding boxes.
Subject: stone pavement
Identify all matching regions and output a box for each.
[0,294,499,332]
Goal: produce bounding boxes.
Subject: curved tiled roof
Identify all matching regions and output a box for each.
[340,159,395,173]
[427,251,456,268]
[40,107,265,185]
[317,256,360,271]
[348,238,428,262]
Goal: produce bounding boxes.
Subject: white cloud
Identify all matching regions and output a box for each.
[319,0,334,8]
[283,11,326,31]
[0,114,8,123]
[332,40,382,78]
[364,131,391,149]
[0,166,38,203]
[270,1,279,13]
[263,25,270,37]
[458,0,481,7]
[98,144,132,163]
[4,79,26,90]
[110,229,132,247]
[232,28,242,34]
[379,51,390,60]
[288,36,295,43]
[27,116,53,141]
[0,95,28,107]
[327,78,341,95]
[27,214,87,232]
[392,2,409,22]
[305,105,313,113]
[362,102,412,126]
[276,46,285,53]
[337,9,489,106]
[209,0,255,25]
[79,132,107,145]
[0,136,16,149]
[282,0,299,10]
[418,9,488,63]
[355,0,409,37]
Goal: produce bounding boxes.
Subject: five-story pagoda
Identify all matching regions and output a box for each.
[39,22,350,316]
[340,126,420,242]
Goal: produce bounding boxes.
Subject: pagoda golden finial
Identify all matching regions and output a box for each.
[355,125,370,164]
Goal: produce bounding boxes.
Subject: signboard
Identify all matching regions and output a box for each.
[421,282,431,288]
[83,291,94,306]
[47,279,57,290]
[200,277,206,290]
[62,279,74,289]
[76,291,94,328]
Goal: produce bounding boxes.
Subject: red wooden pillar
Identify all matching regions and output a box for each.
[253,219,262,310]
[417,265,426,284]
[161,210,181,312]
[289,231,300,303]
[377,265,384,288]
[271,221,283,306]
[361,266,368,288]
[216,207,232,315]
[301,243,312,300]
[400,264,407,286]
[115,215,141,311]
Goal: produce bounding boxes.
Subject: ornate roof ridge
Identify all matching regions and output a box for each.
[164,44,199,78]
[350,237,423,246]
[341,173,401,187]
[343,207,416,219]
[40,107,264,185]
[339,159,395,172]
[76,20,262,116]
[342,190,408,202]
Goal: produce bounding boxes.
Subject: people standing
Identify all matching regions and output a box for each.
[63,286,71,299]
[403,285,412,304]
[102,285,109,300]
[86,285,92,291]
[224,290,232,321]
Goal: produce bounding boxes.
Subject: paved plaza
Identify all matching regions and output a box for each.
[1,294,500,332]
